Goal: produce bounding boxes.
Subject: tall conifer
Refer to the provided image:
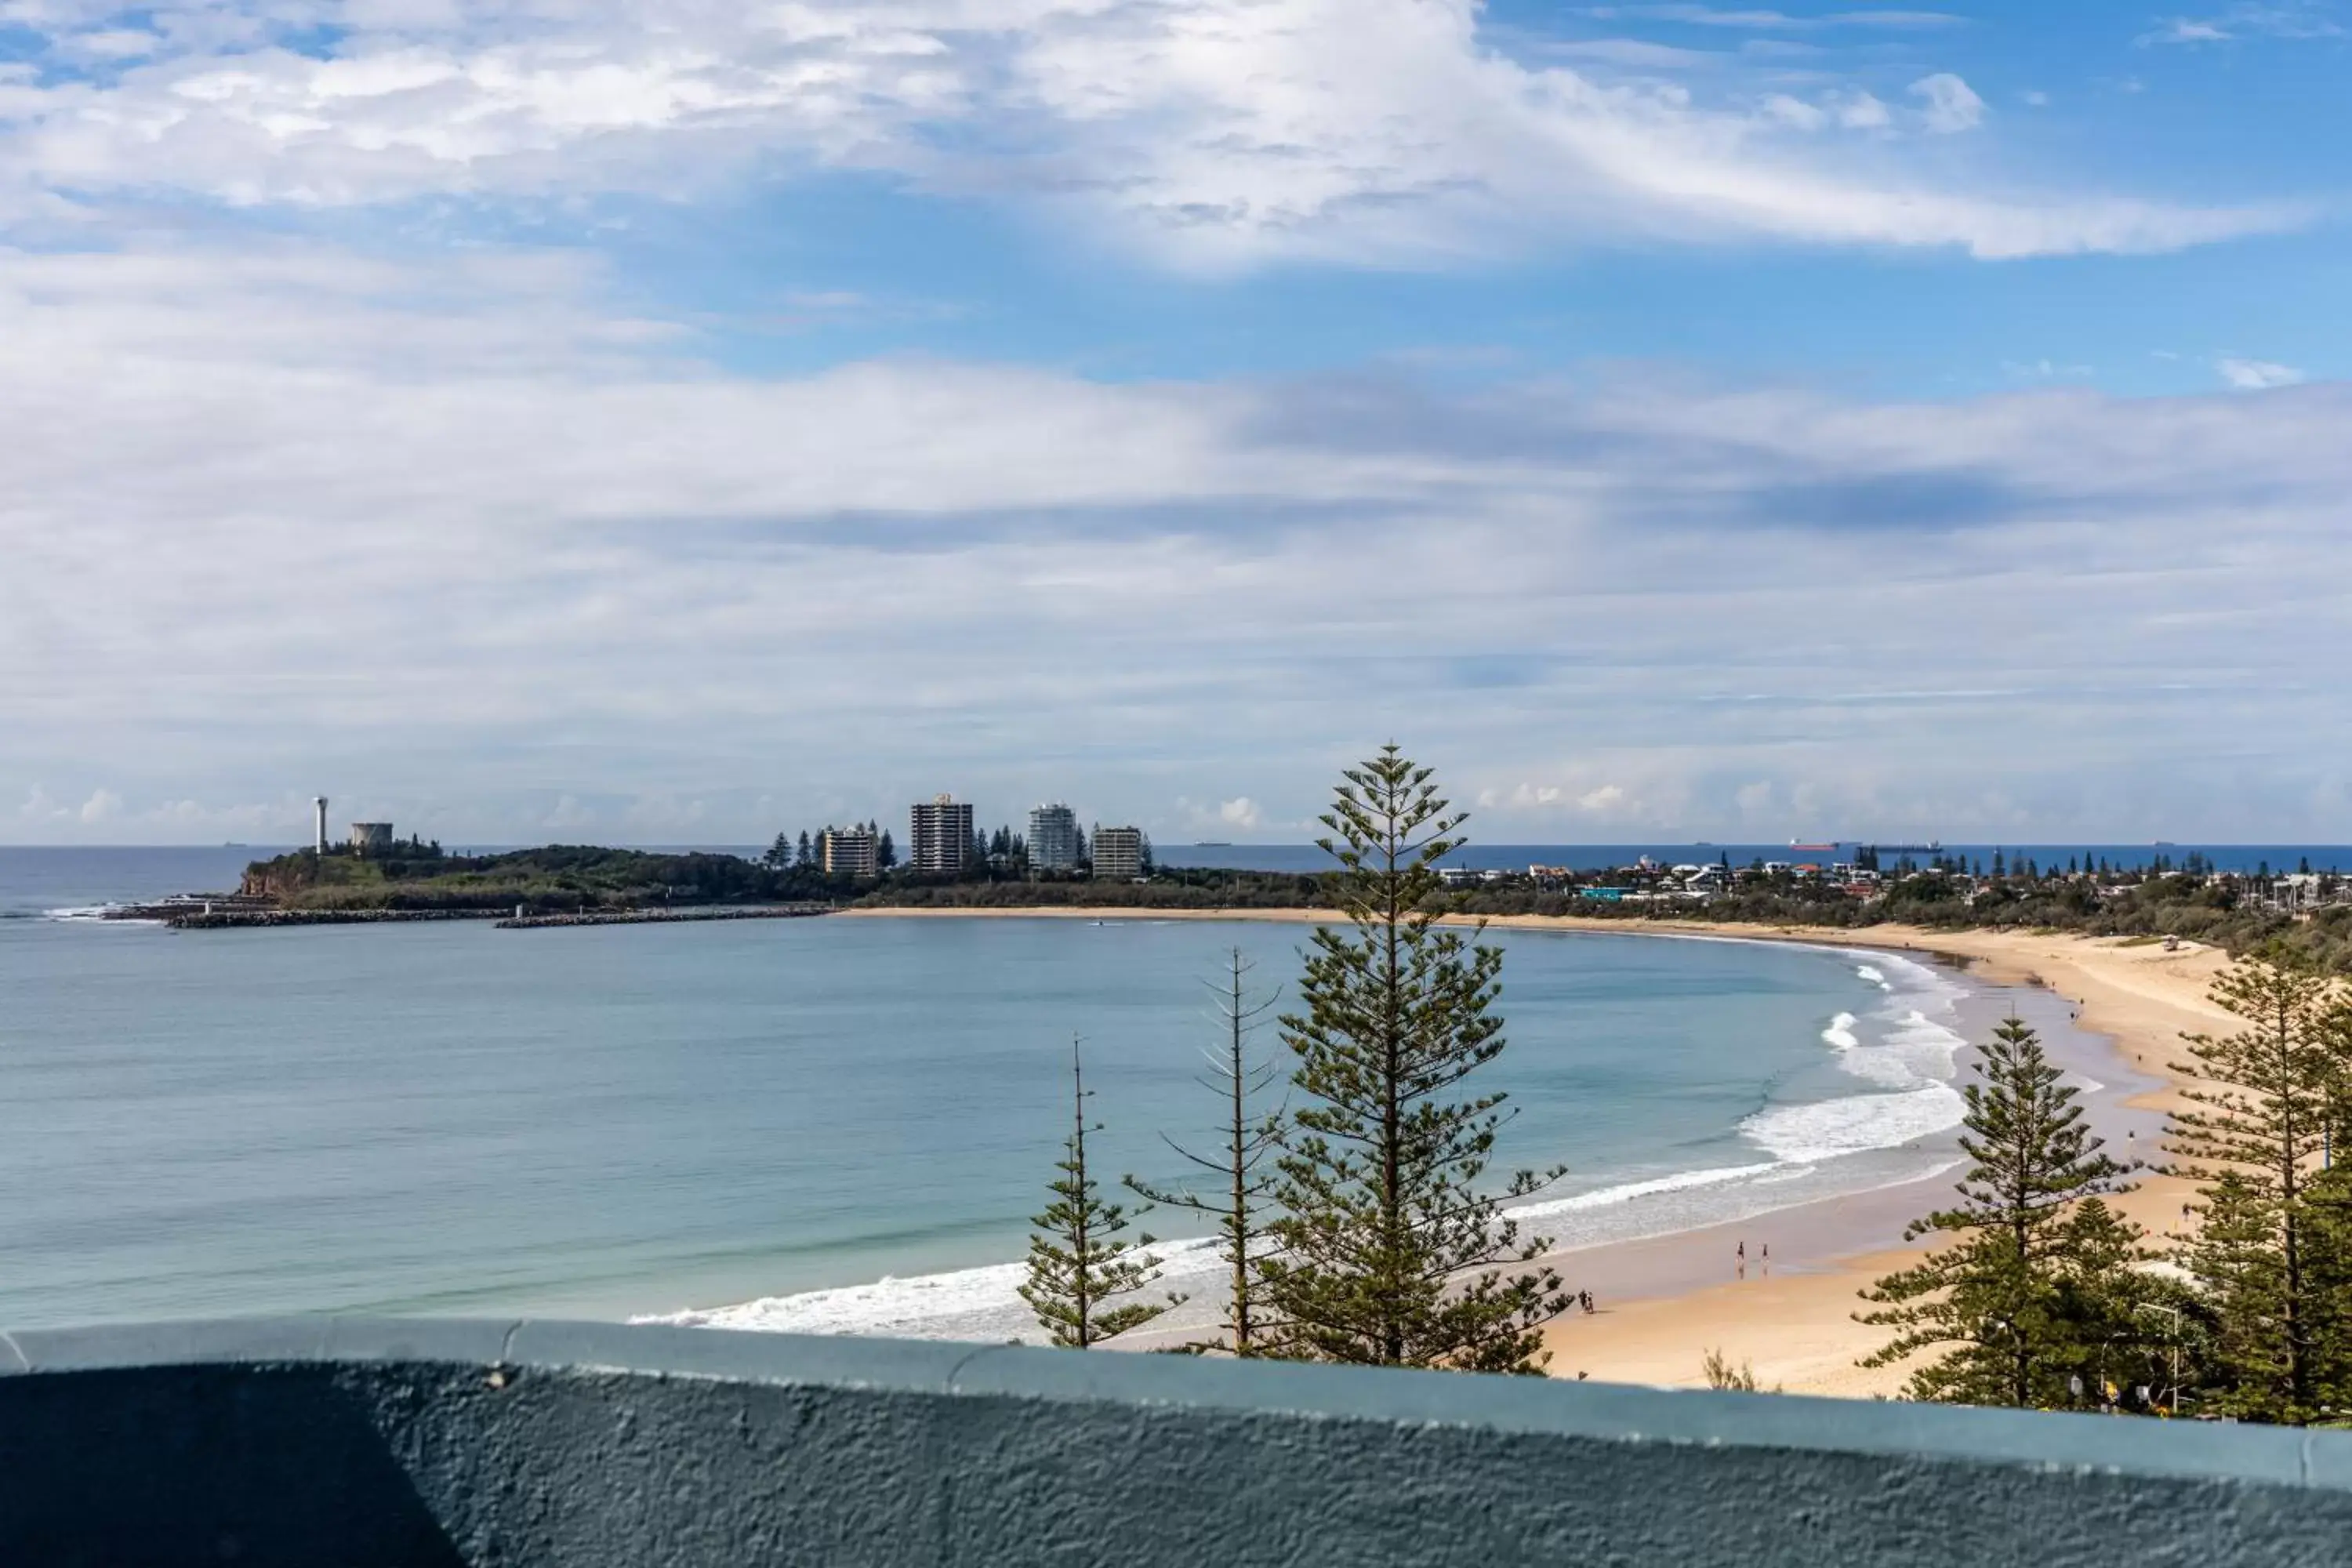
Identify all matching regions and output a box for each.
[1257,746,1569,1374]
[1859,1017,2137,1406]
[1020,1038,1178,1348]
[1127,949,1284,1354]
[2168,952,2342,1420]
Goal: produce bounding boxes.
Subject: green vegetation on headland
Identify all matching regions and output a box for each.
[229,840,1332,918]
[238,843,851,913]
[225,838,2352,972]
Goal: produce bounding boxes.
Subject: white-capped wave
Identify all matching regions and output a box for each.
[1507,1161,1781,1221]
[1744,1082,1966,1163]
[638,1236,1221,1342]
[1742,948,1973,1163]
[640,1259,1029,1338]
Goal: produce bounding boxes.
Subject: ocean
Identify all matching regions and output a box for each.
[0,848,1991,1340]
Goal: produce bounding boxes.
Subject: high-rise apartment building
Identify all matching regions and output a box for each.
[818,826,877,878]
[1091,825,1145,881]
[1028,803,1081,872]
[909,795,975,874]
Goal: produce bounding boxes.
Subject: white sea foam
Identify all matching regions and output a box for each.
[1740,949,1971,1162]
[1506,1161,1782,1221]
[639,1237,1224,1341]
[1743,1083,1966,1163]
[641,1259,1033,1338]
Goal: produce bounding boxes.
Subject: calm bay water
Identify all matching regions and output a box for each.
[0,848,1976,1339]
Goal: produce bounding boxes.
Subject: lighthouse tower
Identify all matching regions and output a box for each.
[314,797,328,855]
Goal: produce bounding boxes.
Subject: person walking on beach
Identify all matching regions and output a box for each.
[1760,1242,1769,1278]
[1736,1241,1746,1280]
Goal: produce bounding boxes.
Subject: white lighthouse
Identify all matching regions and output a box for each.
[314,797,328,855]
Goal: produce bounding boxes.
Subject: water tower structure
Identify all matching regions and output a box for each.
[314,797,328,855]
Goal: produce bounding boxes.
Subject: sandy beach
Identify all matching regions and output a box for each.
[845,905,2238,1396]
[1520,920,2233,1396]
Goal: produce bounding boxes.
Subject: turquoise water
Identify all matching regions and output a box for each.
[0,850,1970,1338]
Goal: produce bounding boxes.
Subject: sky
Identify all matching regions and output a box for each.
[1,0,2347,846]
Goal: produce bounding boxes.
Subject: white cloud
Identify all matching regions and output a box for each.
[2217,357,2306,389]
[2143,19,2234,41]
[5,244,2352,841]
[2140,5,2345,44]
[622,795,711,832]
[1581,5,1962,28]
[0,0,2299,266]
[1833,90,1893,129]
[2004,358,2093,380]
[54,28,162,61]
[1759,93,1828,131]
[1482,780,1637,815]
[76,788,124,824]
[1218,797,1264,829]
[1909,72,1984,133]
[543,794,597,829]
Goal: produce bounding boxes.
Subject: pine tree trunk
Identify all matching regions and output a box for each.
[1381,814,1404,1367]
[2281,1004,2304,1409]
[1229,951,1253,1354]
[1073,1054,1091,1349]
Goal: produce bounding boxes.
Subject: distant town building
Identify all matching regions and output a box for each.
[819,826,878,879]
[1029,804,1081,872]
[910,795,975,874]
[1091,825,1145,881]
[350,822,394,856]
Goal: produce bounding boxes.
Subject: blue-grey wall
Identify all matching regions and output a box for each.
[4,1318,2350,1566]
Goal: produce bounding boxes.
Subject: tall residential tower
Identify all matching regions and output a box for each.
[909,795,975,874]
[1091,826,1145,881]
[819,826,878,878]
[1028,804,1081,872]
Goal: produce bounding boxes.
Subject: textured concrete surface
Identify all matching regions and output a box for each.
[3,1318,2350,1565]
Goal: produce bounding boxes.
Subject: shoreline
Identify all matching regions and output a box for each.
[1529,919,2224,1396]
[844,905,2226,1396]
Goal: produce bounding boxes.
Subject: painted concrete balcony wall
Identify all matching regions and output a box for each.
[5,1319,2352,1566]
